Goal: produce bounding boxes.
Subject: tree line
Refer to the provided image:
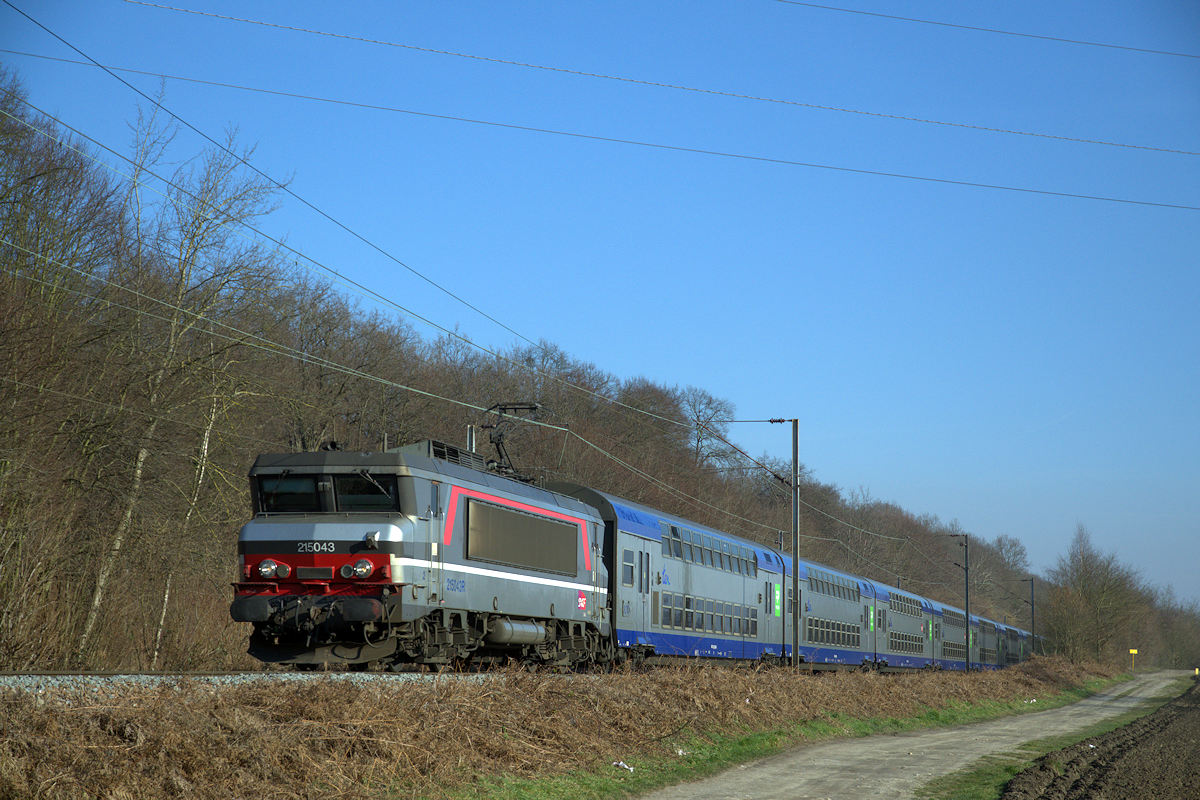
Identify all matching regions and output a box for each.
[1,70,1195,670]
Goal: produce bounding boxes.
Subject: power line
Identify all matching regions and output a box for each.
[115,2,1197,157]
[6,52,1194,214]
[0,375,284,449]
[5,90,785,520]
[0,19,707,446]
[0,8,1137,587]
[1,1,547,358]
[4,252,997,608]
[2,238,787,536]
[770,0,1200,60]
[0,243,511,423]
[0,81,1089,610]
[1,99,690,446]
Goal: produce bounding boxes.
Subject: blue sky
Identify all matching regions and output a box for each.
[3,1,1198,603]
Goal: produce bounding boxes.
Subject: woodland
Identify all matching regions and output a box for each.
[2,70,1197,672]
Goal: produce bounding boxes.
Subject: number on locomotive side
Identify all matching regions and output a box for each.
[296,541,336,553]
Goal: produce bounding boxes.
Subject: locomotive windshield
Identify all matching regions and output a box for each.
[258,475,319,512]
[256,471,400,513]
[334,473,398,511]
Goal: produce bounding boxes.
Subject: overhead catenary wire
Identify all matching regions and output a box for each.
[116,2,1197,157]
[4,244,982,605]
[0,1,546,355]
[0,7,1071,598]
[8,5,1198,477]
[769,0,1200,60]
[1,238,788,537]
[6,78,929,541]
[6,59,1013,575]
[3,52,1197,216]
[0,241,515,425]
[0,24,707,448]
[0,375,285,449]
[2,92,742,516]
[1,98,690,446]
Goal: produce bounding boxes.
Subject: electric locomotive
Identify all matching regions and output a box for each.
[231,440,611,668]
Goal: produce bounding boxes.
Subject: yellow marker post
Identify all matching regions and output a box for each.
[1129,648,1138,671]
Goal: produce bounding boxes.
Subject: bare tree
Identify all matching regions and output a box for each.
[679,385,735,468]
[75,111,284,663]
[1045,525,1145,662]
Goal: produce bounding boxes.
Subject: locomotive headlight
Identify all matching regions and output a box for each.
[258,559,278,578]
[274,562,291,579]
[339,559,374,579]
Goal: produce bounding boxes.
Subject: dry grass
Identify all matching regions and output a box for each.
[0,656,1114,800]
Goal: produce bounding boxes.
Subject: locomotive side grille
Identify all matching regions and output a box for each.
[393,439,488,470]
[296,567,333,580]
[429,440,488,471]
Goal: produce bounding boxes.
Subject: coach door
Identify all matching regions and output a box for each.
[618,534,653,645]
[633,538,653,643]
[862,584,877,665]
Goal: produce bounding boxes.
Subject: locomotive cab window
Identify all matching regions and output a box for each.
[333,473,398,511]
[257,475,321,512]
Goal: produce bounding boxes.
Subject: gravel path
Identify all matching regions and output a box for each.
[639,671,1189,800]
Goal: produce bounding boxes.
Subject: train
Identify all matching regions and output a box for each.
[230,439,1032,671]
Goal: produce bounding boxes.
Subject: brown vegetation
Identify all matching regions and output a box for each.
[0,657,1114,800]
[1,66,1198,672]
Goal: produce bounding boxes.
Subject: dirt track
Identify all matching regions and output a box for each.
[1001,677,1200,800]
[639,671,1190,800]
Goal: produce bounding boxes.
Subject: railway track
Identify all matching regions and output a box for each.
[0,669,483,697]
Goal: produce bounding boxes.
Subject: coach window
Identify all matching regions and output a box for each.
[621,549,635,587]
[684,596,694,629]
[661,593,673,627]
[681,531,693,562]
[671,528,684,559]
